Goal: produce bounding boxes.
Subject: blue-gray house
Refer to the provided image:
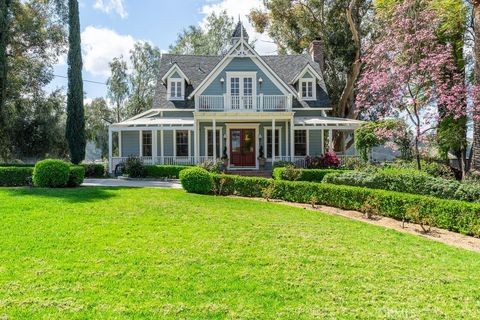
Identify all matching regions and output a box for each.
[108,22,362,172]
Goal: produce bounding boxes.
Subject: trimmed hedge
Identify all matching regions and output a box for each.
[208,174,480,237]
[82,163,106,178]
[273,167,350,182]
[33,159,71,187]
[179,167,213,194]
[0,167,33,186]
[0,163,35,167]
[68,166,85,187]
[144,165,189,179]
[323,169,480,203]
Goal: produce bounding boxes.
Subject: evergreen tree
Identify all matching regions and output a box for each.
[66,0,85,164]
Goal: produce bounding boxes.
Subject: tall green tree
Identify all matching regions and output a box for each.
[66,0,85,164]
[0,0,11,113]
[0,0,67,161]
[126,42,161,117]
[107,56,129,122]
[85,97,112,159]
[169,10,235,55]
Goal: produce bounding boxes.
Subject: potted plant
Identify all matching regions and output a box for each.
[258,145,266,170]
[221,146,229,168]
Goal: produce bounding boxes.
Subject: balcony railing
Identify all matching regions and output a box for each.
[197,94,291,112]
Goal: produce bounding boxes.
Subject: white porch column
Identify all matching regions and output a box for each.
[290,117,295,162]
[152,129,157,164]
[328,129,333,152]
[272,118,276,166]
[119,131,122,158]
[108,127,113,173]
[160,127,164,164]
[213,119,217,163]
[194,119,200,163]
[285,120,289,159]
[320,129,325,154]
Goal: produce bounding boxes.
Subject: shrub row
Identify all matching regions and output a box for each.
[82,163,106,178]
[273,167,350,182]
[32,159,85,188]
[180,172,480,236]
[323,169,480,203]
[144,165,189,179]
[0,167,34,186]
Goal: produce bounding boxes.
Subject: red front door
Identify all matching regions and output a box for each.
[230,129,256,167]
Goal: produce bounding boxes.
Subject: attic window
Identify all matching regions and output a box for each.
[299,79,316,101]
[168,78,184,100]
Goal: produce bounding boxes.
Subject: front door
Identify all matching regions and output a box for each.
[230,129,256,167]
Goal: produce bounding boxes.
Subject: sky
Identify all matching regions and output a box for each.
[49,0,277,101]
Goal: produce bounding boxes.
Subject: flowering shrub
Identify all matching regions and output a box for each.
[305,151,340,169]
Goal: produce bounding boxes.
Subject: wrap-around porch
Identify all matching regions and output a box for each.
[108,112,363,173]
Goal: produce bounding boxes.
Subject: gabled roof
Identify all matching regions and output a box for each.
[161,63,191,84]
[153,52,331,109]
[232,20,249,41]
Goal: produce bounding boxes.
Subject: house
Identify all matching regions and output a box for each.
[108,21,363,173]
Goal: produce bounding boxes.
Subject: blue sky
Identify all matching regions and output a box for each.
[50,0,276,101]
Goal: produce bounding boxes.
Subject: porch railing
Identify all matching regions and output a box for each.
[197,94,291,112]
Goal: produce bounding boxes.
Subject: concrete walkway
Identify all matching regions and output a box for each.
[82,178,182,189]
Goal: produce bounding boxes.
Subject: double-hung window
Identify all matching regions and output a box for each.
[266,129,280,158]
[142,131,152,157]
[168,78,183,100]
[176,130,189,156]
[300,79,315,100]
[207,129,221,157]
[294,130,307,156]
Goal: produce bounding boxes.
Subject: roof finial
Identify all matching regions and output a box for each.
[240,18,243,39]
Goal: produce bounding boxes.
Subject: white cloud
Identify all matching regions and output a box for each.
[201,0,277,55]
[93,0,128,19]
[81,26,137,77]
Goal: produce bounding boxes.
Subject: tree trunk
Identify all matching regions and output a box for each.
[333,0,362,151]
[472,1,480,171]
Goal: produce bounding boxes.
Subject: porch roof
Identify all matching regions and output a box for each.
[294,116,364,129]
[111,116,194,129]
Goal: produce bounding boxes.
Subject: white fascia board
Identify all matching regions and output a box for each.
[161,64,191,85]
[188,39,296,99]
[291,64,324,85]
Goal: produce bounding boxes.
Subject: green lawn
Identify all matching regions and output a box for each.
[1,188,480,319]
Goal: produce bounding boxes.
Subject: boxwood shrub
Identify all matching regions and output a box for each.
[68,165,85,187]
[0,167,33,186]
[32,159,71,188]
[82,163,106,178]
[208,174,480,236]
[273,167,350,182]
[179,167,213,194]
[323,168,480,203]
[144,165,189,179]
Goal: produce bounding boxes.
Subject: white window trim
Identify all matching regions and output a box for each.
[299,78,316,101]
[140,130,153,157]
[204,127,223,157]
[173,129,191,157]
[294,129,309,156]
[167,78,185,101]
[263,126,283,160]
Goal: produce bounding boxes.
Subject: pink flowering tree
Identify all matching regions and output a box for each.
[356,0,468,169]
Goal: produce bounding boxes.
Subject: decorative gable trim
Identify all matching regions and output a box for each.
[188,38,296,99]
[290,64,323,85]
[161,63,191,85]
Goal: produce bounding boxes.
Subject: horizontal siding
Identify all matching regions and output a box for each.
[203,57,283,96]
[121,131,139,157]
[309,130,323,156]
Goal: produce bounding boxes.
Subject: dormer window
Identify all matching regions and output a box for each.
[168,78,184,100]
[299,79,316,101]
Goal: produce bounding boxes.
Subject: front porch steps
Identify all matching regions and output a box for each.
[225,170,272,178]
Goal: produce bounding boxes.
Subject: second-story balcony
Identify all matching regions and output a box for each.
[197,94,292,112]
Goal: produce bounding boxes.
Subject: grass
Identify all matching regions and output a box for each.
[1,187,480,319]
